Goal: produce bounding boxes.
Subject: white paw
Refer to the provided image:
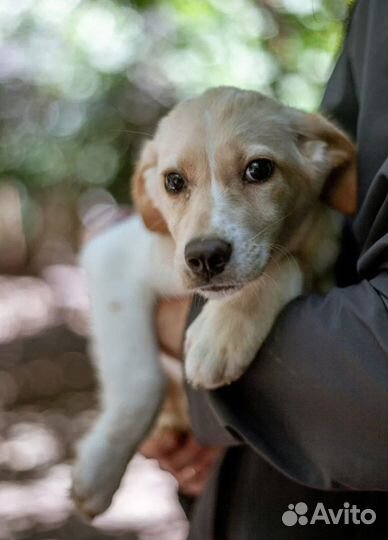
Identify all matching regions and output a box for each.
[71,429,131,518]
[184,305,258,389]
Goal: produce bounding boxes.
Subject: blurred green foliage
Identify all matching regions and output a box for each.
[0,0,350,203]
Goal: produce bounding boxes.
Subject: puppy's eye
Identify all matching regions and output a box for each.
[244,159,274,183]
[164,172,186,194]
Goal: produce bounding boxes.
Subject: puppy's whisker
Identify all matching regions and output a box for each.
[260,271,282,293]
[249,273,281,296]
[247,209,297,244]
[269,244,291,257]
[111,129,154,138]
[269,244,298,269]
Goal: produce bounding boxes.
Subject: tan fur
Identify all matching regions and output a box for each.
[150,355,189,436]
[131,142,169,234]
[295,112,357,215]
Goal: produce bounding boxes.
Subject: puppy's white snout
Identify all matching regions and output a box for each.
[184,237,232,280]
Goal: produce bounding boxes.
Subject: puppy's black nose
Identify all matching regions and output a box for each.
[185,237,232,279]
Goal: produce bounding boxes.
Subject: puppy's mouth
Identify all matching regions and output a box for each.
[195,283,243,298]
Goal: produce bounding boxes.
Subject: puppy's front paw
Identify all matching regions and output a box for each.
[184,305,258,389]
[71,429,130,519]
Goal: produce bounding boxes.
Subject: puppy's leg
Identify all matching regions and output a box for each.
[185,258,303,389]
[72,217,181,517]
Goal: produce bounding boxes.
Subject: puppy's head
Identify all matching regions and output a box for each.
[132,87,356,297]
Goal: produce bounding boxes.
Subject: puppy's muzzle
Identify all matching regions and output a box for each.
[185,237,232,280]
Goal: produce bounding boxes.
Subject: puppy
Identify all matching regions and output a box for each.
[72,87,356,517]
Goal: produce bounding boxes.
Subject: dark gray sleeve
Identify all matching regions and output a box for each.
[186,0,388,490]
[205,271,388,490]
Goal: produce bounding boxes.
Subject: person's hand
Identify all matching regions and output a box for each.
[155,298,191,360]
[140,431,222,497]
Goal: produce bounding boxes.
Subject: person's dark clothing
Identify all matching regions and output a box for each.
[185,1,388,538]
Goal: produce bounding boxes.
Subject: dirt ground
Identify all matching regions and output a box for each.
[0,271,188,540]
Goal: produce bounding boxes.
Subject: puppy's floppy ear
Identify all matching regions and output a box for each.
[294,112,357,215]
[131,141,169,234]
